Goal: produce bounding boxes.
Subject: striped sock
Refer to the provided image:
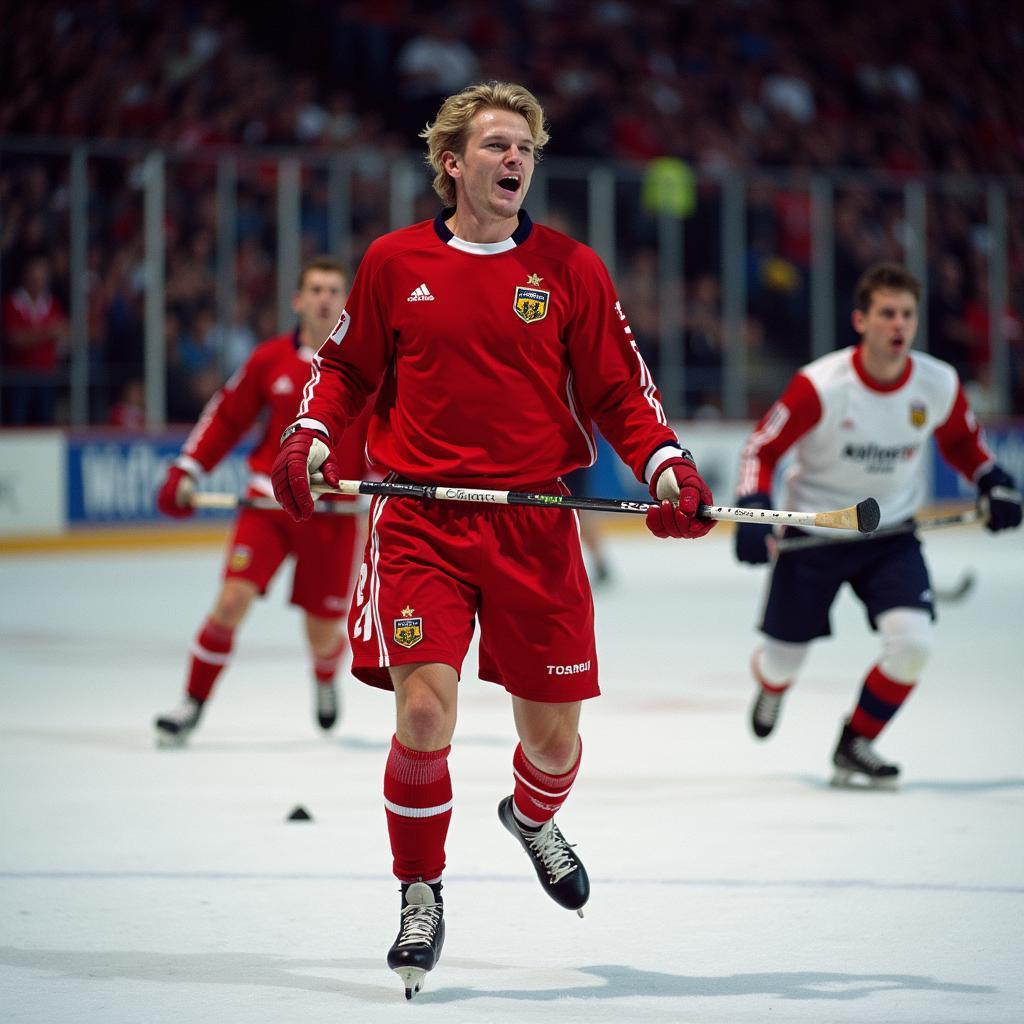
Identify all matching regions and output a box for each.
[186,618,234,702]
[314,635,346,684]
[512,740,582,828]
[752,649,790,695]
[849,665,915,740]
[384,735,452,883]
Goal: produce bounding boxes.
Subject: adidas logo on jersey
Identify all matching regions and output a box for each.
[407,283,435,302]
[270,375,294,394]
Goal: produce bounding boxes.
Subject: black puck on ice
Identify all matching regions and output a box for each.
[287,805,313,822]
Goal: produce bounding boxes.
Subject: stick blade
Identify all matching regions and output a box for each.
[856,497,880,534]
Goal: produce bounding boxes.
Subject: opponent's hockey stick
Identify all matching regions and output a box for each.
[308,475,882,533]
[934,570,976,604]
[190,492,365,514]
[774,506,981,553]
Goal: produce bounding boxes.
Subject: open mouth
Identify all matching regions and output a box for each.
[497,176,521,194]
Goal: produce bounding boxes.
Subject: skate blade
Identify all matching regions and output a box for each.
[155,730,188,749]
[830,769,899,791]
[393,966,427,999]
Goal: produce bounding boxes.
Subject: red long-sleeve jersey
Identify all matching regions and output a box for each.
[293,211,683,489]
[177,331,369,496]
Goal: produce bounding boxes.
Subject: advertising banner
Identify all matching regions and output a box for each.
[66,433,253,525]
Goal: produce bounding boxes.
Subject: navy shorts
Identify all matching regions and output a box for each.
[760,529,936,643]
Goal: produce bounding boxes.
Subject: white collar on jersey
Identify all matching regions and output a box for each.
[447,234,517,254]
[434,208,533,254]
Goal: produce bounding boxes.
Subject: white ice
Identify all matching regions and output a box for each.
[1,522,1022,1024]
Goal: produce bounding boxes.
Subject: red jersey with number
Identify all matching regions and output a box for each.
[179,331,370,496]
[294,210,681,489]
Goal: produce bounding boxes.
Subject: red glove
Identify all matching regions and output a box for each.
[271,425,340,522]
[645,456,716,539]
[156,465,197,518]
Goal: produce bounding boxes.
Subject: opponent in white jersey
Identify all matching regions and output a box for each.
[734,262,1021,787]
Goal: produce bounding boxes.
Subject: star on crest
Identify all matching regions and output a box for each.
[401,605,414,617]
[527,273,543,286]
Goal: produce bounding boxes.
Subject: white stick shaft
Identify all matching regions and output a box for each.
[701,505,853,530]
[190,493,240,510]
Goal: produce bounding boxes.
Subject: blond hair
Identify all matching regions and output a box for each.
[420,81,550,208]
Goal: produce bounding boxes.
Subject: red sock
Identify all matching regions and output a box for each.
[849,665,915,740]
[186,618,234,702]
[384,736,452,883]
[512,740,582,827]
[314,635,346,684]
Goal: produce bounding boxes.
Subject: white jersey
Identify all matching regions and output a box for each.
[738,346,992,530]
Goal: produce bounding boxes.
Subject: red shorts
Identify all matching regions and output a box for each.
[224,502,359,619]
[347,485,599,702]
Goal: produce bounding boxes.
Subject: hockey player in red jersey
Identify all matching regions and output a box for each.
[735,262,1021,786]
[270,81,716,998]
[153,257,369,745]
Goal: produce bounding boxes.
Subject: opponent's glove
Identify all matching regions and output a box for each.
[156,464,197,518]
[977,465,1022,533]
[271,425,340,522]
[645,454,716,539]
[733,492,773,564]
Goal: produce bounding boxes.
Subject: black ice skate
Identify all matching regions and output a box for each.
[498,796,589,916]
[154,696,203,747]
[831,723,900,790]
[750,686,785,739]
[315,679,338,730]
[387,881,445,1000]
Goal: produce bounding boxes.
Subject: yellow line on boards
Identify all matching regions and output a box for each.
[0,525,231,556]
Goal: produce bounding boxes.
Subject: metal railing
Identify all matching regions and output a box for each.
[3,136,1022,426]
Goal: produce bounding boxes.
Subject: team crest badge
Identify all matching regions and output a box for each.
[393,605,423,649]
[228,545,253,572]
[514,281,549,323]
[909,401,927,428]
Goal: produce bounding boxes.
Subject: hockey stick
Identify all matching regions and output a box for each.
[934,569,976,604]
[308,475,881,533]
[190,492,365,514]
[774,506,981,553]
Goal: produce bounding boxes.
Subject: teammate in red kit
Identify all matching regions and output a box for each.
[270,82,715,998]
[735,263,1021,786]
[153,257,369,746]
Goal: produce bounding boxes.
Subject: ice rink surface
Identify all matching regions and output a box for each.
[1,522,1022,1024]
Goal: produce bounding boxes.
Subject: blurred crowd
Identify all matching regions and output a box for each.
[2,0,1023,425]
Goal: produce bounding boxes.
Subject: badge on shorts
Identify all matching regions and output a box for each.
[393,605,423,649]
[229,545,252,571]
[513,282,549,323]
[909,401,927,428]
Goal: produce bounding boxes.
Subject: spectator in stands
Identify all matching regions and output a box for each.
[1,255,68,425]
[3,0,1024,419]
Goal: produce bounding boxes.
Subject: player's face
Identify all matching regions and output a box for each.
[445,108,535,226]
[853,287,918,374]
[293,270,347,341]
